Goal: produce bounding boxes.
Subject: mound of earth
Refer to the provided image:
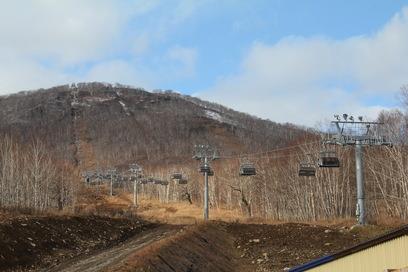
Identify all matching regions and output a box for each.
[0,213,389,272]
[113,222,387,272]
[111,223,247,272]
[0,214,155,271]
[227,222,385,272]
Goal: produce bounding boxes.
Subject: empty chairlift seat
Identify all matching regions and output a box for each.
[208,169,214,176]
[139,178,149,184]
[153,179,162,185]
[147,178,155,183]
[298,163,316,177]
[199,165,211,173]
[178,179,188,185]
[171,173,183,180]
[239,163,256,176]
[202,168,214,176]
[318,151,340,168]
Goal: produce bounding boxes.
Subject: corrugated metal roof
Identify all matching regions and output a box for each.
[289,224,408,272]
[289,256,334,272]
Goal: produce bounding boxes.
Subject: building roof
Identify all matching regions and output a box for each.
[289,224,408,272]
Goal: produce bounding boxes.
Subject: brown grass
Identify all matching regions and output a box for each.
[115,195,245,225]
[100,192,408,229]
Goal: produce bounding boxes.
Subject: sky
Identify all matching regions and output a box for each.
[0,0,408,126]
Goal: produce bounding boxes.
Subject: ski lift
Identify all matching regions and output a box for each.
[153,179,162,185]
[318,151,340,168]
[207,169,214,176]
[146,177,154,183]
[199,164,210,173]
[239,163,256,176]
[298,163,316,177]
[178,179,188,185]
[202,168,214,176]
[171,173,183,180]
[139,178,149,184]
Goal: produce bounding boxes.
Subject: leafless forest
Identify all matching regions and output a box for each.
[0,82,407,223]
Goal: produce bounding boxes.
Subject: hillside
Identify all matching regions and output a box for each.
[0,83,406,246]
[0,82,308,169]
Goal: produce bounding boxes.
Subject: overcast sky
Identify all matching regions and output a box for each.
[0,0,407,125]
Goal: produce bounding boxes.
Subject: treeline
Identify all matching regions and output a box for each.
[0,83,307,167]
[0,136,76,211]
[2,82,408,223]
[144,109,408,223]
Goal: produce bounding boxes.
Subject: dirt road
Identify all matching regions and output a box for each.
[1,211,390,272]
[45,225,182,272]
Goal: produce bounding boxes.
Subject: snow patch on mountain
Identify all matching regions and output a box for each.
[204,109,237,126]
[118,101,131,116]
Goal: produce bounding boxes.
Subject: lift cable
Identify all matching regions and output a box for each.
[219,140,321,160]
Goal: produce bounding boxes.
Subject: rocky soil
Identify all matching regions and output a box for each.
[110,222,388,272]
[0,214,155,271]
[0,213,390,272]
[227,222,388,272]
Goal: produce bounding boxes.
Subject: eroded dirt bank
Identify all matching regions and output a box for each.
[112,222,388,272]
[0,213,390,272]
[227,222,377,272]
[0,214,155,271]
[110,222,246,272]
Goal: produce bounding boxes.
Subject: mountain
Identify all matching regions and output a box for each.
[0,82,308,169]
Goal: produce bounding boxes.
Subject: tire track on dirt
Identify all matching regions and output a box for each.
[45,225,182,272]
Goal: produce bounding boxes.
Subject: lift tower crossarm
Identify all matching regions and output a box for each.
[193,144,219,220]
[326,114,392,225]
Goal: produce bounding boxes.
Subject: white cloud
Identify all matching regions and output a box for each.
[0,0,202,94]
[0,0,132,65]
[131,34,151,56]
[166,46,197,77]
[0,0,148,93]
[0,54,71,91]
[200,7,408,126]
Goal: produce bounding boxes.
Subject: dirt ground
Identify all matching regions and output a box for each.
[0,193,396,272]
[109,223,243,272]
[102,221,390,272]
[226,222,389,272]
[48,225,182,272]
[0,213,155,271]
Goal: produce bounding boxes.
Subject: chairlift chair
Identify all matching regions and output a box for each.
[178,179,188,185]
[171,173,183,180]
[202,168,214,176]
[239,163,256,176]
[298,163,316,177]
[139,179,148,185]
[318,151,340,168]
[153,179,162,185]
[199,164,210,173]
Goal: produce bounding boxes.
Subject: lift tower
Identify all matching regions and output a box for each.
[193,145,219,220]
[129,163,142,207]
[326,114,392,225]
[107,168,117,196]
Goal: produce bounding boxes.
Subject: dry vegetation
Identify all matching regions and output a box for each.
[120,196,244,225]
[0,82,407,271]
